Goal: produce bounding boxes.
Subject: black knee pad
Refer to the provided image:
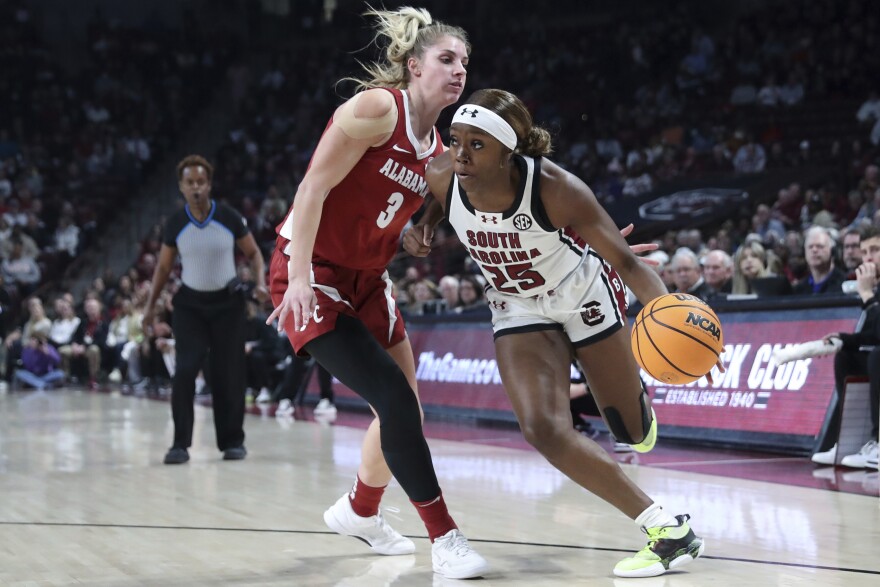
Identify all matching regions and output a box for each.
[603,387,651,444]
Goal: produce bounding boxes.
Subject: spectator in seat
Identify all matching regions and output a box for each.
[701,250,733,296]
[53,215,81,259]
[3,296,51,385]
[105,299,144,385]
[60,298,108,389]
[841,228,863,279]
[731,240,791,296]
[732,138,766,174]
[13,330,64,391]
[669,249,713,301]
[454,275,488,315]
[136,292,174,392]
[792,226,846,295]
[2,197,27,227]
[1,238,41,297]
[409,278,441,315]
[811,226,880,470]
[24,212,50,251]
[243,299,281,404]
[772,184,804,229]
[437,275,460,313]
[778,73,804,106]
[1,225,39,259]
[856,91,880,126]
[752,203,786,243]
[48,297,80,349]
[756,75,780,107]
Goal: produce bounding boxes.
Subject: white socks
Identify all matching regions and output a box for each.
[634,503,678,529]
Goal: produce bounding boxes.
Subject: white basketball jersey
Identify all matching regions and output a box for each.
[447,155,596,297]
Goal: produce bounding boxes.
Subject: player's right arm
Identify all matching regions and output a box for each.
[404,152,454,257]
[268,89,398,332]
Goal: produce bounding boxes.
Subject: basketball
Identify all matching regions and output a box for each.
[631,293,724,384]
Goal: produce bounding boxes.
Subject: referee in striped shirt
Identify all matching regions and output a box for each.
[143,155,268,465]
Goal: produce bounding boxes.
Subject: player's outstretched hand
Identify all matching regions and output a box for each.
[619,223,660,265]
[705,359,726,386]
[266,277,316,333]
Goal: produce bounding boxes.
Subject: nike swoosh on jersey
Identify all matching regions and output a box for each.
[391,144,411,153]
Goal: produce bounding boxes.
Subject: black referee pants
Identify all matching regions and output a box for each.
[171,285,246,451]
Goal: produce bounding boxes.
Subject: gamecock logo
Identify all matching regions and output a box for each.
[580,301,605,326]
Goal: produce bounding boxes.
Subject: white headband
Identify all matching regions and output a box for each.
[451,104,518,151]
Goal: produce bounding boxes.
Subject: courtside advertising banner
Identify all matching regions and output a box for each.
[643,306,858,438]
[321,306,861,448]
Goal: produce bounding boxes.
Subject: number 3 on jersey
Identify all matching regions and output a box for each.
[376,191,404,229]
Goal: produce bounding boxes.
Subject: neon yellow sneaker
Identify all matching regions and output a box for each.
[631,408,657,453]
[613,514,704,578]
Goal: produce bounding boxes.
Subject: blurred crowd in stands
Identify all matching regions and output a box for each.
[2,0,880,391]
[0,0,234,355]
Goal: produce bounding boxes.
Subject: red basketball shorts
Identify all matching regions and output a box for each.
[269,241,407,355]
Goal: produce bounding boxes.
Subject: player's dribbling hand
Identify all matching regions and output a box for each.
[403,224,434,257]
[266,278,316,333]
[705,359,726,386]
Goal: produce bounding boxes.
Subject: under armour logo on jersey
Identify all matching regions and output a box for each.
[480,214,500,225]
[513,213,532,231]
[580,301,605,326]
[491,300,507,311]
[460,107,479,117]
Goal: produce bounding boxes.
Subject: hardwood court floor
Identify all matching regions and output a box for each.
[1,388,878,586]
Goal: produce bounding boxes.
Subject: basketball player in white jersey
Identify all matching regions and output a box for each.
[405,89,708,578]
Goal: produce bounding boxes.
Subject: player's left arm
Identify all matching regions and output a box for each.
[539,159,667,305]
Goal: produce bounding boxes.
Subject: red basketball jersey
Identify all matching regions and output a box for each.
[277,88,444,269]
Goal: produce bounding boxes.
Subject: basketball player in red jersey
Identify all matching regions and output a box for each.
[407,89,715,578]
[265,7,488,579]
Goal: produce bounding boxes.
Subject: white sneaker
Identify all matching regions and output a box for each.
[275,399,295,419]
[431,529,490,579]
[323,494,415,555]
[811,443,837,466]
[841,440,878,469]
[256,388,272,403]
[315,398,338,416]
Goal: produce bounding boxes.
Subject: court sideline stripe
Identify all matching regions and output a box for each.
[1,520,877,576]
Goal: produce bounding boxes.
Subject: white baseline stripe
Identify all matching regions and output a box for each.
[652,457,803,468]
